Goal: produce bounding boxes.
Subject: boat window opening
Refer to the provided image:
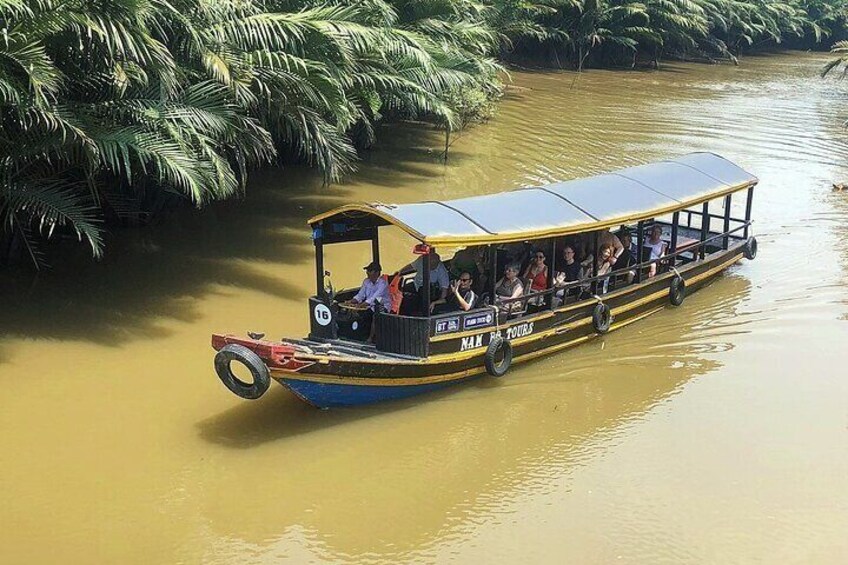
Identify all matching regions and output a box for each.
[375,203,753,331]
[722,193,732,250]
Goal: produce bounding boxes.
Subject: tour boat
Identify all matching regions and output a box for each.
[211,152,758,407]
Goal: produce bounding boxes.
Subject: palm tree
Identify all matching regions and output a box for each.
[2,0,842,267]
[567,0,654,71]
[1,0,277,266]
[821,39,848,79]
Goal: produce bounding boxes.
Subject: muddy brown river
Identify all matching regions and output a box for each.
[2,51,847,563]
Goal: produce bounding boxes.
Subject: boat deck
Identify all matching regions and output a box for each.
[283,337,423,362]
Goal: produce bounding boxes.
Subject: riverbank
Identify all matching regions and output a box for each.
[3,0,846,268]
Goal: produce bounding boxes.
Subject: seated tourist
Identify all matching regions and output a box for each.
[616,229,636,284]
[577,229,624,268]
[435,272,478,314]
[598,229,625,266]
[617,229,635,265]
[398,252,450,315]
[645,225,667,278]
[552,244,584,306]
[495,263,525,314]
[449,246,488,292]
[522,248,549,307]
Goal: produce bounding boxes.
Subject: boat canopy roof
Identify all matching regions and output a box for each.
[309,152,758,246]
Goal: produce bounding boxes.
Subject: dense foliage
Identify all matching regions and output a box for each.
[2,0,846,266]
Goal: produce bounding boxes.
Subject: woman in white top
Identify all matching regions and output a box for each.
[646,225,667,278]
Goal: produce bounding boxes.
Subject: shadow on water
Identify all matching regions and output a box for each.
[196,378,496,448]
[0,125,455,358]
[0,171,327,350]
[352,122,481,188]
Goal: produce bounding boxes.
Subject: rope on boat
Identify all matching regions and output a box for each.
[490,305,501,336]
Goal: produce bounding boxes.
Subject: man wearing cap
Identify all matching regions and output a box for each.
[350,261,391,310]
[338,261,390,342]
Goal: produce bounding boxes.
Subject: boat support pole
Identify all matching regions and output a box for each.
[314,225,325,299]
[744,186,754,240]
[700,201,710,260]
[591,231,599,294]
[670,213,679,254]
[490,245,498,298]
[422,247,431,316]
[371,228,380,265]
[550,238,557,291]
[723,194,732,250]
[636,221,644,284]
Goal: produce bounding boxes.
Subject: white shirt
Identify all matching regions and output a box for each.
[412,257,450,292]
[354,277,390,309]
[647,239,666,260]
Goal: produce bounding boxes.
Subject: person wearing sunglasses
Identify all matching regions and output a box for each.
[434,272,478,314]
[522,249,549,293]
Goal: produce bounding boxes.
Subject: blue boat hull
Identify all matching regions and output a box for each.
[278,377,475,408]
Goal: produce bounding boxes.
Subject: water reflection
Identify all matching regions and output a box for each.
[193,276,750,562]
[0,171,336,352]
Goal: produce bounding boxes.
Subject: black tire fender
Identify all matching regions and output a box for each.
[484,334,513,377]
[669,275,686,306]
[592,302,612,334]
[214,344,271,400]
[744,236,758,260]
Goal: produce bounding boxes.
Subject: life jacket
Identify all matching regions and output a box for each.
[382,274,403,314]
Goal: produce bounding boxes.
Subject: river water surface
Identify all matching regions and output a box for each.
[2,51,848,564]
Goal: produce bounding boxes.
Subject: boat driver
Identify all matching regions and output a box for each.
[348,261,391,311]
[338,261,391,341]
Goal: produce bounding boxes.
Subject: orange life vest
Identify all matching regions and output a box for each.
[382,274,403,314]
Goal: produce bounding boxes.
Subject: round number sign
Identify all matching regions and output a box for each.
[313,303,332,326]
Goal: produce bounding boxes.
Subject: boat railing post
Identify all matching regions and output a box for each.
[700,201,710,260]
[591,231,599,294]
[636,221,644,283]
[744,185,754,239]
[314,224,325,299]
[422,246,431,317]
[670,212,679,268]
[371,228,380,265]
[723,194,732,250]
[549,238,557,310]
[490,244,498,297]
